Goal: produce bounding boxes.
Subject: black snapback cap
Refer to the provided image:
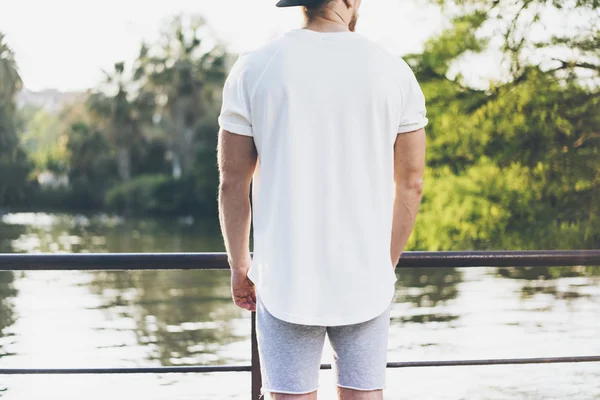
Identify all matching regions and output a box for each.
[276,0,323,7]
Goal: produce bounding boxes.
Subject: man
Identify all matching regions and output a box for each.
[217,0,427,398]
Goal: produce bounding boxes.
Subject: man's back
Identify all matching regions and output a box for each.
[219,28,427,326]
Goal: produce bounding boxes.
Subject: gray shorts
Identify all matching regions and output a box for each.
[255,295,392,396]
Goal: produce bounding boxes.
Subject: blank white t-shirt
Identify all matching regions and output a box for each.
[219,28,428,326]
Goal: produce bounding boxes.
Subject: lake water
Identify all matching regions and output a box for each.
[0,212,599,399]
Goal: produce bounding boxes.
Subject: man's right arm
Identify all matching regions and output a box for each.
[390,128,426,269]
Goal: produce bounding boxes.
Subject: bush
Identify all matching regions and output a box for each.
[105,174,208,216]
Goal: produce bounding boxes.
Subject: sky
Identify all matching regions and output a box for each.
[1,0,445,92]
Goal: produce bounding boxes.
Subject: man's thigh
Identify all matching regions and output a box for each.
[256,295,327,397]
[327,304,392,392]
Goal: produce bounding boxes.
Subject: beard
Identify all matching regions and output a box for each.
[348,11,359,32]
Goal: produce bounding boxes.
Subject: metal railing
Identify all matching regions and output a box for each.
[1,250,600,400]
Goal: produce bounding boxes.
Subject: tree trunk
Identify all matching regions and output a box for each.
[172,106,195,178]
[180,126,195,177]
[117,146,132,215]
[172,154,182,179]
[117,147,131,181]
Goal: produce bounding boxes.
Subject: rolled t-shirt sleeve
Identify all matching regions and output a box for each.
[397,60,428,134]
[218,55,253,137]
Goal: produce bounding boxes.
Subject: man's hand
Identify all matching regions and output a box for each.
[231,268,257,312]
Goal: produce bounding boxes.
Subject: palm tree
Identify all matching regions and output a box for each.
[0,32,31,207]
[134,16,226,178]
[87,62,153,182]
[0,32,22,105]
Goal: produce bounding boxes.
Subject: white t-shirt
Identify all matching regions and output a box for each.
[219,28,428,326]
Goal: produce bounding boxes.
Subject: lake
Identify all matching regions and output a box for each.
[0,212,599,399]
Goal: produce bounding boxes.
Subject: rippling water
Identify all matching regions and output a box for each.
[0,213,599,399]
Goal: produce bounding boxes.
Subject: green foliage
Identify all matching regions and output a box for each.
[411,159,532,250]
[432,0,600,77]
[87,62,153,182]
[0,33,22,102]
[0,136,35,208]
[132,139,171,176]
[407,0,600,250]
[0,32,34,208]
[412,11,488,78]
[105,174,199,216]
[133,15,226,177]
[18,105,68,173]
[104,146,219,217]
[65,119,118,210]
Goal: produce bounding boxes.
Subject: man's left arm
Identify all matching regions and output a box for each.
[217,128,258,312]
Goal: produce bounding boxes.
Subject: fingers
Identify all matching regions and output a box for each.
[231,272,257,312]
[235,298,256,311]
[233,292,257,312]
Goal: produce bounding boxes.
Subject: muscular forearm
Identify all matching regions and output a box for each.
[218,181,252,272]
[390,183,423,269]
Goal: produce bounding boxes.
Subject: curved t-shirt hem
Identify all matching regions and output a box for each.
[257,284,395,327]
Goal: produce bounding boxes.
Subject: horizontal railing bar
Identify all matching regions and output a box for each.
[2,355,599,374]
[385,355,600,368]
[0,365,251,374]
[0,250,599,271]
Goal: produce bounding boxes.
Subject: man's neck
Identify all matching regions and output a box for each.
[304,14,349,33]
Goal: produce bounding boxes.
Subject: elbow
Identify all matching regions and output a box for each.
[219,177,250,197]
[219,179,237,194]
[396,175,424,196]
[412,177,424,196]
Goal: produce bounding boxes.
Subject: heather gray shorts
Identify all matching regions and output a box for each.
[256,295,392,396]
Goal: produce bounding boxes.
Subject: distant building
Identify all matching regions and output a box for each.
[16,88,85,113]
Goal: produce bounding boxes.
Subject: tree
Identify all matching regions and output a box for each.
[61,101,118,210]
[18,105,67,173]
[134,15,227,178]
[429,0,600,80]
[404,1,599,250]
[0,33,22,104]
[87,62,153,182]
[0,32,32,208]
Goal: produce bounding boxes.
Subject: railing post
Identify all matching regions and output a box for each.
[251,311,262,400]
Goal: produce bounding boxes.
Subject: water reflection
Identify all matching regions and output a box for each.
[497,266,600,300]
[1,212,223,253]
[393,267,462,324]
[86,270,245,366]
[1,212,245,368]
[0,271,17,358]
[0,221,21,361]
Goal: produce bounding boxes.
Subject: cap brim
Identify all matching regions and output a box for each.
[276,0,319,7]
